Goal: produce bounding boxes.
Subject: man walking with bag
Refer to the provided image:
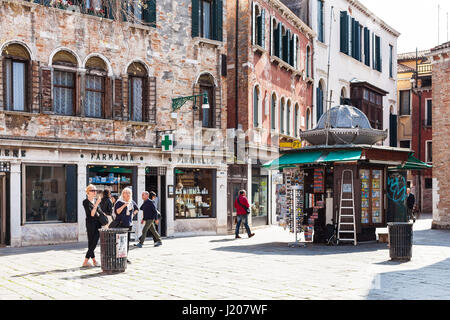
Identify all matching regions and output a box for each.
[234,190,255,239]
[135,191,162,247]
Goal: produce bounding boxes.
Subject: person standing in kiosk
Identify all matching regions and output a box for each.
[234,190,255,239]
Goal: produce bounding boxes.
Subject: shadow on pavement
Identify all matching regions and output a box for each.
[366,258,450,299]
[0,242,88,257]
[412,228,450,247]
[12,266,102,278]
[212,241,386,256]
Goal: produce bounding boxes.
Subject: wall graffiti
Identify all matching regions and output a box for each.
[387,172,407,203]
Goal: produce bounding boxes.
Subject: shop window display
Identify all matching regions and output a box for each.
[175,168,215,219]
[87,166,133,198]
[25,165,69,223]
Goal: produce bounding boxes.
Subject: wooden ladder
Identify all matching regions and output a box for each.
[337,169,357,245]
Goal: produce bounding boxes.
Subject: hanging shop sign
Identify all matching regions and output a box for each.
[279,141,302,149]
[161,134,174,152]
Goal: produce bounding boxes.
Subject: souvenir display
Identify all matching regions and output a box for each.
[360,169,383,225]
[313,168,325,193]
[283,168,306,235]
[371,170,382,224]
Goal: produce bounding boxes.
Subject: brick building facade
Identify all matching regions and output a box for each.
[226,0,314,230]
[0,0,229,246]
[397,51,433,214]
[427,41,450,230]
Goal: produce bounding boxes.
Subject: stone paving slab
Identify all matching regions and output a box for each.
[1,216,450,300]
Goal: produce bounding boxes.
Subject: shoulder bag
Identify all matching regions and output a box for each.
[237,197,251,215]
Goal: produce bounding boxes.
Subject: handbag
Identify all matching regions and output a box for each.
[109,219,122,228]
[237,197,250,215]
[95,211,109,226]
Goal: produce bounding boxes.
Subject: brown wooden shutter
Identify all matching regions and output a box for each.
[149,76,156,124]
[142,77,149,122]
[113,78,124,119]
[27,61,34,112]
[40,66,53,113]
[215,85,221,128]
[0,57,4,110]
[104,77,112,119]
[31,61,40,113]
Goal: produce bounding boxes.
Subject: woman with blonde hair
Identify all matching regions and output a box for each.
[113,187,138,263]
[82,184,104,267]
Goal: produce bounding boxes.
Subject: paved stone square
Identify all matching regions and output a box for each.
[1,215,449,300]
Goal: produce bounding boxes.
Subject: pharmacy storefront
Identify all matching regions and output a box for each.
[2,143,157,247]
[163,153,228,236]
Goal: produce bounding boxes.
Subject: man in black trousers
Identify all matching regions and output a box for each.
[406,188,416,223]
[135,191,162,247]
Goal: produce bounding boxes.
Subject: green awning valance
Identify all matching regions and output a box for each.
[395,154,432,170]
[263,151,323,170]
[263,149,362,170]
[316,150,362,162]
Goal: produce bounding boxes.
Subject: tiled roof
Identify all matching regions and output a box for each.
[397,63,415,73]
[398,50,431,61]
[430,41,450,52]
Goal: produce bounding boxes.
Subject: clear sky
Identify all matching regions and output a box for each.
[359,0,450,54]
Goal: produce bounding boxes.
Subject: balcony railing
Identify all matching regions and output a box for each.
[417,64,432,75]
[26,0,115,19]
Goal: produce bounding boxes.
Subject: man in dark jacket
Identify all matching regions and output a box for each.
[406,188,416,222]
[135,191,162,247]
[234,190,255,239]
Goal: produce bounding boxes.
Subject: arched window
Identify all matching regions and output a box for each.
[271,93,277,130]
[306,108,311,130]
[52,50,78,116]
[2,43,31,112]
[127,62,148,122]
[340,87,347,105]
[280,97,285,133]
[286,100,291,135]
[294,103,299,137]
[306,46,311,78]
[85,56,108,118]
[316,81,324,122]
[253,85,260,128]
[197,73,216,128]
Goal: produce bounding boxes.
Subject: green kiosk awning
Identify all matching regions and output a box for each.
[395,154,432,170]
[263,149,362,170]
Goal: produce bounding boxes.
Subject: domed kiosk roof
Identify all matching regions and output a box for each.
[299,105,387,146]
[316,105,372,129]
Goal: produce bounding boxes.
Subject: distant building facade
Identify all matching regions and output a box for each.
[427,42,450,229]
[281,0,400,146]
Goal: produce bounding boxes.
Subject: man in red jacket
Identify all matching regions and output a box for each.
[234,190,255,239]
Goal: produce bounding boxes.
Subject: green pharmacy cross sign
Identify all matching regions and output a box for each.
[161,134,173,152]
[171,93,209,112]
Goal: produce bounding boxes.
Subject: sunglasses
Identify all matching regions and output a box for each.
[89,190,98,193]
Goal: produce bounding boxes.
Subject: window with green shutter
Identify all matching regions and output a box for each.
[317,0,324,42]
[192,0,222,41]
[340,11,348,54]
[143,0,156,26]
[364,27,370,66]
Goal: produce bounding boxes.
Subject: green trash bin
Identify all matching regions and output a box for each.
[99,228,129,273]
[387,222,413,261]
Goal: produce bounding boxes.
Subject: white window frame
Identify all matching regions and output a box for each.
[425,98,432,126]
[425,140,432,163]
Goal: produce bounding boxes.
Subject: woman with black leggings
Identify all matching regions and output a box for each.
[82,184,104,267]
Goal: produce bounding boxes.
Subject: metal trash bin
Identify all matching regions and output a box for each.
[387,222,413,261]
[99,228,129,273]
